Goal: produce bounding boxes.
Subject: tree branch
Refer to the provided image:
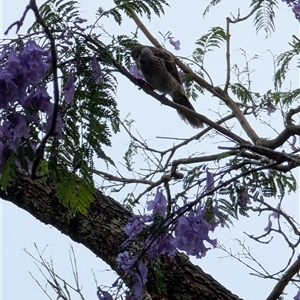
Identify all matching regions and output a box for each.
[0,170,241,300]
[266,256,300,300]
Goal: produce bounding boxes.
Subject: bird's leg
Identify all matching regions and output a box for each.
[136,78,153,90]
[136,78,146,89]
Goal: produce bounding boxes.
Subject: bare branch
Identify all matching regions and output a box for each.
[266,256,300,300]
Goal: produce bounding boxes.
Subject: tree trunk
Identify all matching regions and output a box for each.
[1,170,242,300]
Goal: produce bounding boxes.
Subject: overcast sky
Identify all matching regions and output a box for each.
[1,1,300,299]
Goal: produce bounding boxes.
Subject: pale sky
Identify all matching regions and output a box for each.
[1,1,300,299]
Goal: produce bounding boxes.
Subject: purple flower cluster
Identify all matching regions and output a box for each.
[117,187,218,298]
[0,40,63,172]
[116,251,148,300]
[0,41,50,108]
[282,0,300,21]
[174,205,217,258]
[146,187,167,217]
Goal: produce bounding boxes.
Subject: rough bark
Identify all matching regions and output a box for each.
[1,170,242,300]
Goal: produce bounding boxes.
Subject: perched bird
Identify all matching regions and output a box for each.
[131,45,203,128]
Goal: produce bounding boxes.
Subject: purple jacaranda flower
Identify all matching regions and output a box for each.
[291,135,297,150]
[295,4,300,12]
[124,215,144,240]
[294,288,300,300]
[116,251,137,276]
[0,41,49,109]
[282,0,296,4]
[96,287,113,300]
[129,64,144,80]
[175,216,210,258]
[6,48,21,71]
[145,233,177,259]
[237,190,251,208]
[158,234,177,256]
[91,55,104,84]
[0,68,18,108]
[267,105,276,115]
[206,169,214,191]
[293,1,300,16]
[282,0,300,20]
[174,206,217,258]
[64,73,75,105]
[130,274,143,300]
[23,85,52,114]
[138,260,148,284]
[142,215,153,223]
[128,261,148,300]
[116,255,148,300]
[169,38,181,50]
[146,187,167,217]
[24,40,48,56]
[14,114,29,139]
[264,204,280,232]
[20,41,49,84]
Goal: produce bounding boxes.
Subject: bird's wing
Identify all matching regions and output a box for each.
[150,47,182,84]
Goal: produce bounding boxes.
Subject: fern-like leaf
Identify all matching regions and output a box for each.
[274,39,300,88]
[193,27,226,66]
[203,0,223,16]
[253,0,277,37]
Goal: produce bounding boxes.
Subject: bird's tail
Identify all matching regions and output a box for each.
[172,91,204,129]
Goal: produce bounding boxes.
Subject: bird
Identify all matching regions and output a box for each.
[131,45,204,128]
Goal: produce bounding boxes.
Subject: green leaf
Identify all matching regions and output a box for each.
[274,39,300,88]
[203,0,223,16]
[253,0,277,37]
[56,169,96,214]
[193,26,226,66]
[0,155,17,191]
